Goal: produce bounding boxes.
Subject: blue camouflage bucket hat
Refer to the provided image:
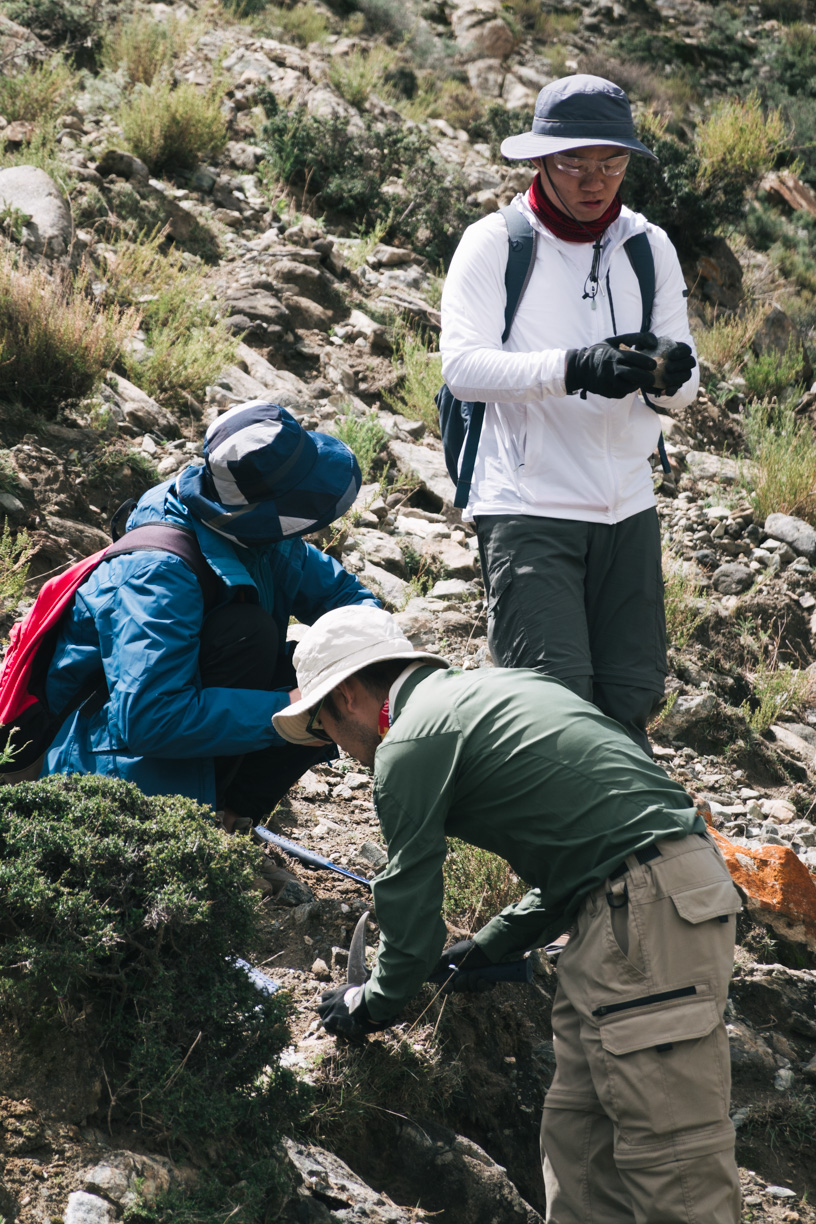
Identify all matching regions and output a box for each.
[500,74,657,161]
[175,399,361,545]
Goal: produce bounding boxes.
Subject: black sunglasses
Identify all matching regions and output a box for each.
[305,696,332,743]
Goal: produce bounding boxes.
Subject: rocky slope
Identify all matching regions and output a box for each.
[3,0,816,1220]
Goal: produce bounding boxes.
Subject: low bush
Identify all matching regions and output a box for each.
[0,56,76,123]
[259,100,476,264]
[742,336,806,401]
[0,252,134,415]
[1,0,118,46]
[118,78,228,175]
[740,400,816,524]
[242,0,331,45]
[399,78,484,132]
[469,101,529,163]
[662,547,705,651]
[100,11,188,86]
[331,407,387,484]
[328,44,397,109]
[0,520,33,612]
[443,839,526,930]
[101,229,237,411]
[737,620,812,733]
[692,302,765,372]
[383,320,442,433]
[0,775,307,1212]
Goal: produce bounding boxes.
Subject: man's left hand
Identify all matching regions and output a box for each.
[657,341,696,395]
[317,984,390,1039]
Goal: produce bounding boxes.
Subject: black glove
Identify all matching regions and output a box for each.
[657,340,696,396]
[317,984,390,1040]
[431,939,496,994]
[565,332,657,399]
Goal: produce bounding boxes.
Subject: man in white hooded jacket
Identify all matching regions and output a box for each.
[441,75,698,754]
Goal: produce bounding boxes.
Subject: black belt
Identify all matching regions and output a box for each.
[609,843,662,881]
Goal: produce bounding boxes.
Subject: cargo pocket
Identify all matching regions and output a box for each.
[670,878,742,925]
[487,555,513,614]
[594,984,731,1148]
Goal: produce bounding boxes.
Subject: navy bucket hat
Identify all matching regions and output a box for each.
[501,74,657,162]
[175,399,361,545]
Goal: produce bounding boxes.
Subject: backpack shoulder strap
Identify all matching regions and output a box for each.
[452,207,537,509]
[623,231,671,474]
[105,523,222,612]
[499,204,537,342]
[623,231,655,333]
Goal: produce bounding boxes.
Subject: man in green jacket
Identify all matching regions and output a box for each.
[274,606,742,1224]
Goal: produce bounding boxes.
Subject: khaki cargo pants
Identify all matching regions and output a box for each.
[541,832,742,1224]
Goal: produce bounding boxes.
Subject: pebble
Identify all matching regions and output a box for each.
[311,958,331,981]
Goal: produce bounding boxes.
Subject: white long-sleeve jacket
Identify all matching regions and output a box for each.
[440,192,699,524]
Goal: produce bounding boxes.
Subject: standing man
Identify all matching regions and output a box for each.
[440,75,698,753]
[274,606,742,1224]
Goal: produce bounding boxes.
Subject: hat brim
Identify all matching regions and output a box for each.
[500,134,658,162]
[273,649,449,746]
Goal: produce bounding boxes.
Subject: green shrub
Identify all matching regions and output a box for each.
[443,839,526,930]
[331,407,387,483]
[328,45,398,109]
[118,78,228,174]
[662,547,705,651]
[742,336,806,401]
[259,99,477,265]
[695,93,789,203]
[0,775,306,1209]
[1,0,117,45]
[102,230,238,412]
[399,77,484,131]
[469,101,529,163]
[0,55,76,123]
[383,321,442,434]
[0,253,134,416]
[740,400,816,524]
[241,0,331,44]
[100,12,180,86]
[0,520,33,612]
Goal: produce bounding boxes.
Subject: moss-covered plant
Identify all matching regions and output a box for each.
[0,776,307,1203]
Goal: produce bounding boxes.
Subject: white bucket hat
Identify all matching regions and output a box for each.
[272,606,448,746]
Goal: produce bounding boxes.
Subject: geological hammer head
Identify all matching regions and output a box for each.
[347,909,372,987]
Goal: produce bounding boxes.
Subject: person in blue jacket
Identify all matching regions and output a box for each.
[42,400,380,826]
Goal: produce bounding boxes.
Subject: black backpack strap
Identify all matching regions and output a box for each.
[105,524,222,612]
[623,231,670,475]
[453,208,537,509]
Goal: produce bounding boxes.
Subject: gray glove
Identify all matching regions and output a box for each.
[565,331,657,399]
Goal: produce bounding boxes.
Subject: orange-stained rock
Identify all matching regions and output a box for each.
[697,800,816,948]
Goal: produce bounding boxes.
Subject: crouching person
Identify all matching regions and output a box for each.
[42,401,380,834]
[273,605,742,1224]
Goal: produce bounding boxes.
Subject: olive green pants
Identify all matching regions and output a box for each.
[541,833,742,1224]
[476,509,667,755]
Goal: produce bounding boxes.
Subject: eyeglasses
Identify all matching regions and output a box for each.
[550,152,630,178]
[305,696,333,744]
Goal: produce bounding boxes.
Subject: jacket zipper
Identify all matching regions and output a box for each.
[592,984,697,1018]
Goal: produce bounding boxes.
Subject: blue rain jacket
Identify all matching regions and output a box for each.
[42,477,379,805]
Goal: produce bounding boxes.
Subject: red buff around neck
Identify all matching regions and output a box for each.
[528,172,622,243]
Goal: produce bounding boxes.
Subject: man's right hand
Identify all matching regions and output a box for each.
[431,939,496,993]
[565,332,657,399]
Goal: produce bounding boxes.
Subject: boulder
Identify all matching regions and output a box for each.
[657,691,717,737]
[684,451,740,484]
[711,563,754,595]
[466,57,505,95]
[0,165,72,257]
[688,237,743,310]
[704,817,816,952]
[82,1150,188,1207]
[751,305,812,384]
[760,170,816,220]
[222,288,290,330]
[359,558,409,608]
[388,440,452,508]
[101,375,180,439]
[64,1192,117,1224]
[281,293,333,331]
[0,13,47,71]
[422,537,478,579]
[763,512,816,563]
[283,1138,422,1222]
[348,528,407,577]
[451,5,517,58]
[95,149,150,186]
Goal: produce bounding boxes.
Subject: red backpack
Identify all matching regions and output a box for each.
[0,523,219,784]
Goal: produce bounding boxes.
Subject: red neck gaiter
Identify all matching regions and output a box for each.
[528,172,622,243]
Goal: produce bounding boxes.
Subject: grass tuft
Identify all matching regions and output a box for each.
[118,78,228,175]
[383,320,442,435]
[0,521,34,613]
[0,251,135,416]
[331,407,387,484]
[740,401,816,525]
[443,839,526,931]
[0,55,76,123]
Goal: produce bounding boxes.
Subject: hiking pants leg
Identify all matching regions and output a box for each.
[199,603,332,819]
[542,833,741,1224]
[585,508,666,752]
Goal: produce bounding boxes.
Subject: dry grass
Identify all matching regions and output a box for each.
[0,55,76,123]
[118,78,228,174]
[100,11,201,86]
[383,319,443,435]
[692,303,765,373]
[0,252,135,416]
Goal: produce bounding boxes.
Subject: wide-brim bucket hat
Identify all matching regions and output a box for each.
[273,606,448,746]
[501,74,657,162]
[175,399,361,545]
